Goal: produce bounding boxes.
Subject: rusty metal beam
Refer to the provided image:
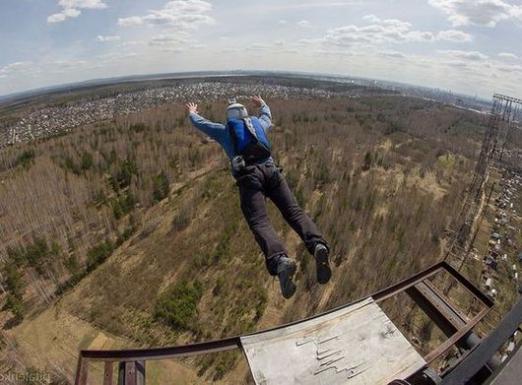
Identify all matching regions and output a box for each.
[82,336,241,362]
[406,281,466,337]
[74,356,88,385]
[423,309,488,364]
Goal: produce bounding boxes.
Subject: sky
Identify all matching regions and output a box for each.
[0,0,521,98]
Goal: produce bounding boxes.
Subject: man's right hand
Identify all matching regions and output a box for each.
[185,102,198,115]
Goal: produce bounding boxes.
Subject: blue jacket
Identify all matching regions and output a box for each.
[189,103,273,161]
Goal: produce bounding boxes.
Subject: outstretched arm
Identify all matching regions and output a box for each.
[251,96,272,132]
[185,102,226,141]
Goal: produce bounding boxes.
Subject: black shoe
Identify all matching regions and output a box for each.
[314,244,331,284]
[277,257,297,299]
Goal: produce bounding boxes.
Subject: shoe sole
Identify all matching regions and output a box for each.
[279,262,297,299]
[315,247,332,285]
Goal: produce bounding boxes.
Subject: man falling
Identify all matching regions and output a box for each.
[186,96,331,298]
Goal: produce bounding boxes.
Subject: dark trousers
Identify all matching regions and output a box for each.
[235,160,328,276]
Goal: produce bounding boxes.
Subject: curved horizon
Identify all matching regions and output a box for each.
[1,1,521,99]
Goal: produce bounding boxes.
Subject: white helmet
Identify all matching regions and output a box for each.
[226,99,248,120]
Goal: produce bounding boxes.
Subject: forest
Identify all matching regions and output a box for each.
[0,89,498,383]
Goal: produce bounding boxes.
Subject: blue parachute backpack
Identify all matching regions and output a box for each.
[227,117,272,163]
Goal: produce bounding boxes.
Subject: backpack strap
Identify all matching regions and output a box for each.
[227,122,239,155]
[243,117,259,140]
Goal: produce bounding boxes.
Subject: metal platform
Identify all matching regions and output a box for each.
[74,261,494,385]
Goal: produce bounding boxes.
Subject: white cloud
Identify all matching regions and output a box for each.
[297,38,326,46]
[325,20,427,46]
[116,40,145,50]
[297,20,311,28]
[118,0,214,29]
[149,34,187,47]
[362,14,381,23]
[439,49,489,61]
[436,29,472,42]
[495,63,522,73]
[322,16,473,47]
[0,61,33,76]
[50,59,88,69]
[97,51,138,64]
[266,2,363,11]
[48,8,81,23]
[428,0,522,27]
[498,52,518,59]
[58,0,107,9]
[379,50,407,58]
[246,43,272,51]
[118,17,143,27]
[97,35,121,42]
[118,1,214,53]
[161,47,186,53]
[48,0,107,24]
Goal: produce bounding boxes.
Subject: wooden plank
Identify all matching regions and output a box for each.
[241,298,426,385]
[125,361,136,385]
[136,361,145,385]
[103,361,113,385]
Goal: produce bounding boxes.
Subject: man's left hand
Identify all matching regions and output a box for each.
[251,95,265,108]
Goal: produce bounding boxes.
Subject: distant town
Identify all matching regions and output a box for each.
[0,72,492,148]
